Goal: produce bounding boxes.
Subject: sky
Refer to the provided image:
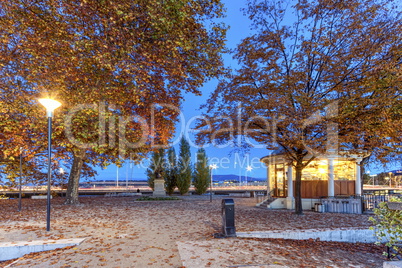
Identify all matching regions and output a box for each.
[95,0,401,181]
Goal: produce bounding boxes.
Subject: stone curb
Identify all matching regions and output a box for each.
[236,228,381,243]
[384,261,402,268]
[0,238,86,261]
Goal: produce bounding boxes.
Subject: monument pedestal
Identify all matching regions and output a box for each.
[153,179,166,197]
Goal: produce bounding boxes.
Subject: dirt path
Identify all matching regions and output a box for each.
[0,196,385,267]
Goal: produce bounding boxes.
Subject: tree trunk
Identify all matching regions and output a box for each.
[294,162,304,215]
[65,149,86,205]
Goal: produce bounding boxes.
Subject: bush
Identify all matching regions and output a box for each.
[165,147,178,195]
[177,137,192,195]
[136,196,180,201]
[193,148,210,195]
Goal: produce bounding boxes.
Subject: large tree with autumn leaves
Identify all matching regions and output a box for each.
[0,0,226,204]
[196,0,402,214]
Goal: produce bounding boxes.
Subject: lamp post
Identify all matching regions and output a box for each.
[18,148,23,212]
[209,164,217,202]
[385,177,391,188]
[116,165,119,188]
[39,98,61,231]
[245,165,252,186]
[59,167,65,197]
[368,171,376,186]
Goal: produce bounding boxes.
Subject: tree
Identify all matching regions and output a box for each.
[177,136,192,195]
[164,147,178,195]
[193,148,210,195]
[336,64,402,189]
[146,149,166,191]
[196,0,402,214]
[0,0,227,204]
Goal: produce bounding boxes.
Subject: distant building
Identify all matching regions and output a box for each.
[389,170,402,176]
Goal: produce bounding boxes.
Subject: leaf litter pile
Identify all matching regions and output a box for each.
[0,196,384,267]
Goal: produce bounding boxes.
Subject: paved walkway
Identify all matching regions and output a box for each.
[0,196,384,267]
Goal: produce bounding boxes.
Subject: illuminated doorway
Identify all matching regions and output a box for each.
[274,164,287,197]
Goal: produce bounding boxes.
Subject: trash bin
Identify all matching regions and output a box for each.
[322,200,329,212]
[317,204,324,213]
[341,201,349,213]
[333,200,340,213]
[222,199,236,237]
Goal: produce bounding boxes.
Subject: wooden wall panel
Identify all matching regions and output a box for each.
[293,181,328,198]
[288,180,356,198]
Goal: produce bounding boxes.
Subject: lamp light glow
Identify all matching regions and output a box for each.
[245,165,252,186]
[209,164,217,202]
[210,164,218,170]
[39,98,61,117]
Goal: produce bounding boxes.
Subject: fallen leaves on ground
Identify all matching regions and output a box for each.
[0,196,385,267]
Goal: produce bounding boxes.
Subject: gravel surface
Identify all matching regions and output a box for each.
[0,195,385,267]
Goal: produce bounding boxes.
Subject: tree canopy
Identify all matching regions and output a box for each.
[0,0,227,203]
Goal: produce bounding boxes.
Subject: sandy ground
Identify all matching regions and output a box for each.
[0,195,385,268]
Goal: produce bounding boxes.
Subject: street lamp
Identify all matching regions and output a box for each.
[385,177,391,188]
[18,148,23,212]
[58,167,65,197]
[39,98,61,231]
[245,165,252,186]
[209,164,217,202]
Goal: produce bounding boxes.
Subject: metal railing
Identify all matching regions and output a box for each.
[255,191,267,204]
[319,196,362,214]
[319,192,401,213]
[361,192,401,212]
[255,189,275,205]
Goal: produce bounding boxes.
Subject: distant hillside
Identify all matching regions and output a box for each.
[212,174,265,182]
[90,174,266,182]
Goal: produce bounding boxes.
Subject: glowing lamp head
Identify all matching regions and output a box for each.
[210,164,218,170]
[39,98,61,117]
[246,166,253,172]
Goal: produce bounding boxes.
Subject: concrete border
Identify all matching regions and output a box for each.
[0,238,86,261]
[384,261,402,268]
[237,228,381,243]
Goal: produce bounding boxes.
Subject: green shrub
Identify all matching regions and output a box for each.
[193,148,210,195]
[136,196,180,201]
[369,196,402,257]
